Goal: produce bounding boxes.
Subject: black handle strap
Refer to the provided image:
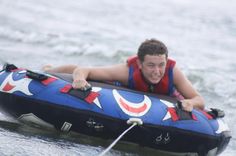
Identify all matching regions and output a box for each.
[1,63,18,72]
[26,70,48,81]
[176,101,194,120]
[207,108,225,119]
[177,101,183,110]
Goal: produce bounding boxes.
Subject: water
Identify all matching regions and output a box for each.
[0,0,235,155]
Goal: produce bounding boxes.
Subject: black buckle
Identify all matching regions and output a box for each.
[26,70,48,81]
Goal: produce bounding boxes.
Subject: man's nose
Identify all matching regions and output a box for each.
[153,66,161,74]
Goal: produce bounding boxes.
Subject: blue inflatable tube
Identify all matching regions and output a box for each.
[0,65,231,155]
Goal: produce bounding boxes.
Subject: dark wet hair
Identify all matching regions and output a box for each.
[137,39,168,62]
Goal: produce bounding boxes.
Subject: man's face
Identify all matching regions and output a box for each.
[138,54,167,84]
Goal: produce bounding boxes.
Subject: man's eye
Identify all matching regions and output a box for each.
[159,63,165,67]
[148,64,155,67]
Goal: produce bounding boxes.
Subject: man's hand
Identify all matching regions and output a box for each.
[42,64,53,72]
[72,79,91,90]
[181,99,194,112]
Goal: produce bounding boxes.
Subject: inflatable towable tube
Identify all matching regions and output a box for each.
[0,64,231,156]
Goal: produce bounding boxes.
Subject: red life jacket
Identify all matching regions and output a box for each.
[127,55,176,95]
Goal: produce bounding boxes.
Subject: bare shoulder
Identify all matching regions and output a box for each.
[173,65,186,84]
[88,63,129,84]
[173,65,199,98]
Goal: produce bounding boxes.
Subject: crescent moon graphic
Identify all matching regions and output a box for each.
[113,89,152,117]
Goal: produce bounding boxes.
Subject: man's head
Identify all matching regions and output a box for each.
[137,39,168,84]
[137,39,168,62]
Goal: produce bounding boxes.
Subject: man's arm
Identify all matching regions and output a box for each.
[42,64,77,74]
[173,65,205,111]
[72,64,129,89]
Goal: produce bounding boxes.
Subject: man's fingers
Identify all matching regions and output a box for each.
[72,79,91,90]
[42,64,53,71]
[181,100,193,112]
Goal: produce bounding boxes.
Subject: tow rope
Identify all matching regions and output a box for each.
[98,118,143,156]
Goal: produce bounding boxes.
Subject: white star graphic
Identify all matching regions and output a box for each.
[160,99,175,121]
[0,72,33,96]
[91,87,102,108]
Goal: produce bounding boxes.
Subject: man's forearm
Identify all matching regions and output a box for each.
[193,95,205,110]
[45,65,77,74]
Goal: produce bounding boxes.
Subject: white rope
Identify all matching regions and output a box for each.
[98,122,137,156]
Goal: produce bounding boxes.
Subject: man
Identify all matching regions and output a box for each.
[43,39,204,112]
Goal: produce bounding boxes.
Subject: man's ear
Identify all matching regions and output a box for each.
[136,59,142,69]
